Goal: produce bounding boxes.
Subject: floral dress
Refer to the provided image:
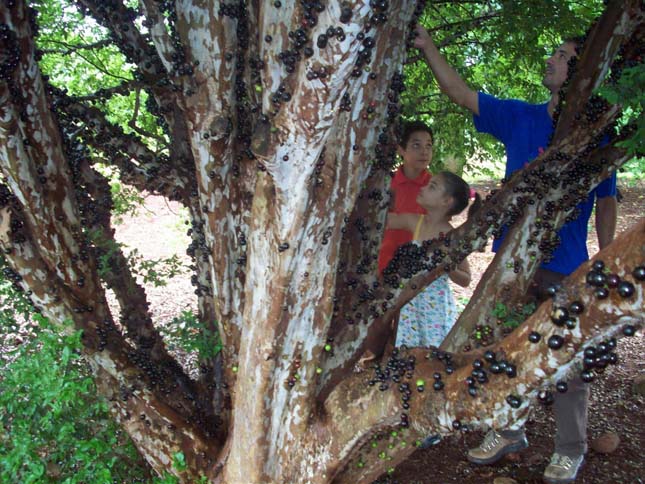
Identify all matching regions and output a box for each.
[395,216,458,349]
[395,274,458,349]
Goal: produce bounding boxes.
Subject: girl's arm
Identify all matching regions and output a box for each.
[386,213,420,232]
[449,257,471,288]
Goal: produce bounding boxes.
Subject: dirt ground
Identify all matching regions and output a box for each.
[115,181,644,484]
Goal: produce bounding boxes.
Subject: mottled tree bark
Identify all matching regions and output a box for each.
[0,1,643,483]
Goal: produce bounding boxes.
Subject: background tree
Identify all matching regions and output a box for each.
[0,0,643,483]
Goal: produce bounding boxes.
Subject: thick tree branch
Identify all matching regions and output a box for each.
[76,0,201,205]
[138,0,178,74]
[0,195,223,477]
[2,4,223,470]
[169,1,256,378]
[319,103,622,398]
[441,1,644,351]
[53,91,192,199]
[222,4,424,482]
[76,0,167,80]
[551,0,643,145]
[441,142,629,352]
[324,219,644,483]
[72,79,145,101]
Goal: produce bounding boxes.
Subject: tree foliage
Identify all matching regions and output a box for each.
[401,0,607,175]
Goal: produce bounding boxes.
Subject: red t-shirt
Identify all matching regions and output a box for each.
[378,168,431,273]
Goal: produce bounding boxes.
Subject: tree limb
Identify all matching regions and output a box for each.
[53,89,193,200]
[551,0,643,146]
[324,219,644,483]
[441,142,629,352]
[39,37,112,54]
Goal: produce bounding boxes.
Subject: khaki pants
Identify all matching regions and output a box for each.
[501,268,589,457]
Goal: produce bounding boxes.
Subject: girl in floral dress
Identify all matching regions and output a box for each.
[387,171,481,349]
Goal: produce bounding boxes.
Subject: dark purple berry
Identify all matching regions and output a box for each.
[340,7,352,23]
[584,347,596,358]
[606,273,620,288]
[595,287,609,299]
[484,350,496,362]
[317,34,328,48]
[623,325,636,336]
[633,266,645,281]
[587,271,606,287]
[568,301,584,314]
[556,381,568,393]
[617,281,635,298]
[551,306,568,326]
[547,335,564,350]
[538,390,554,405]
[528,331,541,343]
[506,394,522,408]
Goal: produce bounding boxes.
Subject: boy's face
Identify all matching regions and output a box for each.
[398,130,433,175]
[543,42,578,92]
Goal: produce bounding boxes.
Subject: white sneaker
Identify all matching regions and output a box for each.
[543,453,584,483]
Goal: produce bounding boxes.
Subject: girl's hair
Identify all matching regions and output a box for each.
[436,171,482,219]
[400,120,433,148]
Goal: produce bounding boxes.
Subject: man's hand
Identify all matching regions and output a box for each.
[414,24,432,51]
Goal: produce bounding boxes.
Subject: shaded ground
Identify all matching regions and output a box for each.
[115,181,644,483]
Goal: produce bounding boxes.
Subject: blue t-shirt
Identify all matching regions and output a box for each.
[473,92,616,275]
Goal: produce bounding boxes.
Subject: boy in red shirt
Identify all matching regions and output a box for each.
[378,121,434,273]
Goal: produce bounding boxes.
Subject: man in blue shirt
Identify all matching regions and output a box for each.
[413,25,617,484]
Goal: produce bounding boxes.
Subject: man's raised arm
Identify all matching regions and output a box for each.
[414,25,479,116]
